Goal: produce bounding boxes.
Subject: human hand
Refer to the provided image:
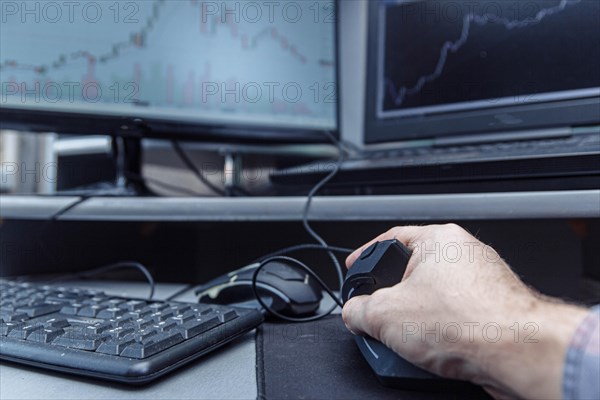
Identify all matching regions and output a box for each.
[342,224,587,399]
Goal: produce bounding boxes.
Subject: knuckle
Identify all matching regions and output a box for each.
[443,223,463,234]
[388,226,402,237]
[444,222,460,230]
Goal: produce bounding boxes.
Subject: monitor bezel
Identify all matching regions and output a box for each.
[364,0,600,145]
[0,1,340,144]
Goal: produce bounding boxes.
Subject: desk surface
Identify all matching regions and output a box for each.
[2,190,599,221]
[0,282,258,400]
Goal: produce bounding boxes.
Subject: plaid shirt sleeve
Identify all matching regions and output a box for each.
[563,305,600,400]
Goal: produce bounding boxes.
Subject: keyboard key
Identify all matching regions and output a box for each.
[175,316,221,339]
[12,300,31,309]
[97,307,127,319]
[60,302,84,315]
[151,310,175,323]
[134,328,158,343]
[194,306,214,316]
[148,303,169,312]
[124,308,152,319]
[153,320,177,333]
[0,310,28,323]
[216,310,238,323]
[168,311,196,325]
[96,335,136,356]
[44,318,70,329]
[16,303,63,318]
[109,316,135,328]
[53,327,109,351]
[27,328,65,343]
[45,293,85,303]
[85,322,113,335]
[1,321,23,336]
[133,317,153,329]
[103,299,126,308]
[82,296,106,305]
[107,326,135,340]
[78,305,105,317]
[122,300,147,311]
[172,304,192,314]
[121,332,184,359]
[8,323,44,340]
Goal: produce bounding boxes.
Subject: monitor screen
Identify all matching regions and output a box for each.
[0,0,338,141]
[365,0,600,144]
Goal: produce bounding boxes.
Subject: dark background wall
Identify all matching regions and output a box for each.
[2,218,598,304]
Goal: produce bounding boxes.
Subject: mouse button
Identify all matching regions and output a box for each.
[349,275,376,287]
[264,269,304,281]
[277,282,321,305]
[360,242,380,260]
[343,274,377,300]
[211,284,256,304]
[391,239,412,259]
[261,262,304,281]
[370,246,410,288]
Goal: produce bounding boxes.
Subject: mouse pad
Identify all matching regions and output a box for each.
[256,315,492,400]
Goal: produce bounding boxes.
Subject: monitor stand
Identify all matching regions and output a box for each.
[56,133,150,197]
[112,135,150,196]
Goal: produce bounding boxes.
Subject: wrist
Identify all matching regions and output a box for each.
[471,297,588,399]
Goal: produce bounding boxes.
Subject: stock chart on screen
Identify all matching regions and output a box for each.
[378,0,600,118]
[0,0,337,131]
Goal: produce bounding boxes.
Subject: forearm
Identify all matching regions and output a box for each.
[470,300,589,399]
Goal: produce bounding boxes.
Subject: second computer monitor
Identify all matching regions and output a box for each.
[364,0,600,144]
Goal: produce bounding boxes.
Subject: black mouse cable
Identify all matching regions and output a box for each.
[172,139,251,197]
[37,194,96,267]
[37,187,138,264]
[46,261,155,300]
[254,244,354,263]
[164,283,196,301]
[300,129,346,298]
[251,256,344,322]
[172,140,236,197]
[36,194,156,299]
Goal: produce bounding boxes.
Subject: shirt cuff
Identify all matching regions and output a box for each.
[563,305,600,400]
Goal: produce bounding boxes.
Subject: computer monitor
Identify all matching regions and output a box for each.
[0,0,338,142]
[362,0,600,144]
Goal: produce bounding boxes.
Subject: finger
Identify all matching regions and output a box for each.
[341,295,371,336]
[345,225,424,269]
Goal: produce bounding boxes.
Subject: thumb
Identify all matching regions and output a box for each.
[342,295,379,339]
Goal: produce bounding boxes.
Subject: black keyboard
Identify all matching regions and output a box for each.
[271,132,600,194]
[0,279,263,384]
[358,132,600,164]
